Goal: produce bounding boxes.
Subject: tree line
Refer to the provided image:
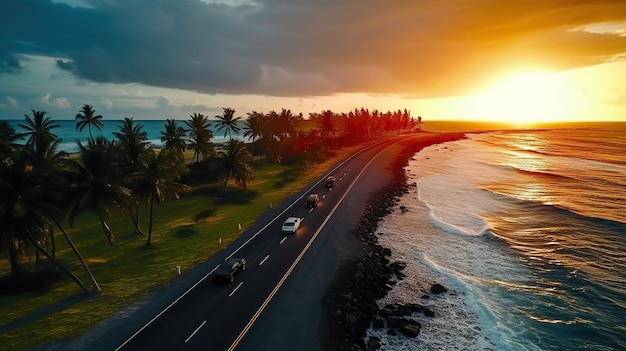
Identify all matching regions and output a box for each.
[0,105,421,294]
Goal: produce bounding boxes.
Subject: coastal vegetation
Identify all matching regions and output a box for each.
[0,106,420,349]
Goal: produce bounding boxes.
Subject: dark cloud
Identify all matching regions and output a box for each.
[0,52,22,73]
[1,0,626,98]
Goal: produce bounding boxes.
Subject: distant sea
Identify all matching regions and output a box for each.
[367,124,626,350]
[3,119,246,153]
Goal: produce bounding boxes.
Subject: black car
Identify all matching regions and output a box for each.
[306,193,320,207]
[325,176,336,188]
[213,257,246,283]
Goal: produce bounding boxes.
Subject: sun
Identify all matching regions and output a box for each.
[467,71,576,126]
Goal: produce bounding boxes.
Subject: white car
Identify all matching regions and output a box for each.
[282,216,301,233]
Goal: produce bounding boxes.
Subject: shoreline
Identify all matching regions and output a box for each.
[319,132,468,350]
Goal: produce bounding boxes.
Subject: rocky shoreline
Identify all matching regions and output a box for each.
[319,133,466,351]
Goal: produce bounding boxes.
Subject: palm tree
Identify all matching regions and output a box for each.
[242,111,265,142]
[18,110,68,196]
[112,117,150,236]
[185,113,214,164]
[0,121,19,159]
[138,149,190,246]
[318,110,337,138]
[214,107,241,140]
[259,109,298,163]
[219,139,254,189]
[19,110,60,156]
[113,117,150,173]
[75,104,104,140]
[64,136,135,245]
[275,108,297,140]
[160,119,187,157]
[0,151,97,293]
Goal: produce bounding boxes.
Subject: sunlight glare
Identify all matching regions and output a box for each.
[468,71,576,126]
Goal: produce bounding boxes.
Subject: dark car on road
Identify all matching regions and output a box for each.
[306,193,320,207]
[213,257,246,283]
[325,176,336,188]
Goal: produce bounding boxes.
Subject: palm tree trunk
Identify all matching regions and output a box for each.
[9,245,22,278]
[50,230,56,258]
[52,218,102,292]
[131,202,144,236]
[146,191,155,246]
[223,171,231,190]
[101,219,115,245]
[24,228,91,294]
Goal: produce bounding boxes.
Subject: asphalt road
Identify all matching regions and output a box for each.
[73,136,405,351]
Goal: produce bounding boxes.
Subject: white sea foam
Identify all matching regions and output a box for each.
[364,139,539,351]
[367,130,626,350]
[409,140,517,237]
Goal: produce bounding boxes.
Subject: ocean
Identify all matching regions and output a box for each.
[3,119,244,153]
[367,126,626,350]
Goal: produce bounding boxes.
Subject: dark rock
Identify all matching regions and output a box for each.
[393,304,413,317]
[430,283,448,294]
[387,328,397,336]
[399,323,421,338]
[403,318,422,328]
[367,336,382,350]
[372,318,385,329]
[389,261,407,276]
[385,316,402,329]
[406,303,425,314]
[424,308,435,317]
[379,305,395,317]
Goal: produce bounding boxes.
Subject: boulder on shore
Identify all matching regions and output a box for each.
[399,323,421,338]
[430,283,448,294]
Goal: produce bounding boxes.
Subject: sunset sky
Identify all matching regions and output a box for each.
[1,0,626,123]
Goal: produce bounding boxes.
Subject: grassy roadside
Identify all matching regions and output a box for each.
[0,142,372,350]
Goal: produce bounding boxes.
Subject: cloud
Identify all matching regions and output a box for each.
[0,95,20,110]
[1,0,626,98]
[38,93,71,108]
[179,103,220,116]
[0,52,22,73]
[38,93,52,105]
[100,97,113,108]
[155,96,172,109]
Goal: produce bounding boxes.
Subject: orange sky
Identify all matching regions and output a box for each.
[1,0,626,123]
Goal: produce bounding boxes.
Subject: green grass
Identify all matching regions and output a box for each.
[0,144,368,350]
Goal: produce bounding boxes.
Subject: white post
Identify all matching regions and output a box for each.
[219,237,222,244]
[238,223,241,231]
[175,266,181,276]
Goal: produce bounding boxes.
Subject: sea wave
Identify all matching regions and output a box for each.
[371,129,626,350]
